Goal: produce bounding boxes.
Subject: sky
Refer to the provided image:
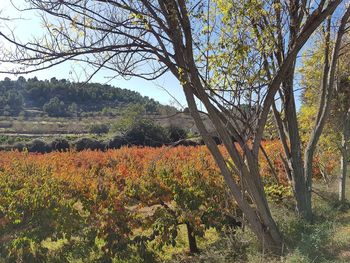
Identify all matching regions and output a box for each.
[0,1,187,108]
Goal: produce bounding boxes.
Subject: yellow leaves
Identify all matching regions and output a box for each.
[272,2,282,11]
[216,0,233,10]
[130,13,144,21]
[129,12,150,30]
[216,0,233,23]
[178,67,188,86]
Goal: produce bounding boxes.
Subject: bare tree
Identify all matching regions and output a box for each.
[0,0,343,251]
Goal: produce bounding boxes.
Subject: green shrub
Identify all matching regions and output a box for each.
[165,125,187,142]
[12,142,26,151]
[51,138,70,152]
[26,139,49,153]
[106,136,126,149]
[264,184,293,203]
[124,121,169,147]
[72,137,106,151]
[0,135,10,144]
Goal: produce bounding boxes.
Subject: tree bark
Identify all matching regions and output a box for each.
[282,64,312,220]
[339,109,350,203]
[183,85,283,252]
[186,223,199,254]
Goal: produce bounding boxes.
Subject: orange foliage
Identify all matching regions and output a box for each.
[260,140,337,183]
[0,142,337,260]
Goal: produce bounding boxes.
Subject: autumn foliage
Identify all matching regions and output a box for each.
[0,143,337,261]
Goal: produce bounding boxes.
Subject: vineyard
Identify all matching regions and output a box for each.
[0,142,337,262]
[1,1,349,261]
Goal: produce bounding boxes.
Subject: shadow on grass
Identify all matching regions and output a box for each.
[166,184,350,263]
[278,188,350,263]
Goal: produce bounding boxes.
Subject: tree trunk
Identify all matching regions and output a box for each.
[339,110,350,203]
[183,86,283,253]
[282,65,312,221]
[339,140,347,203]
[304,8,350,211]
[186,223,199,254]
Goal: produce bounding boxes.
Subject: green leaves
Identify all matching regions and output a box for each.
[195,0,279,94]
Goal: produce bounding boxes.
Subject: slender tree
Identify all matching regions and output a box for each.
[337,82,350,203]
[299,33,350,204]
[330,50,350,204]
[334,38,350,202]
[271,6,350,220]
[0,0,343,251]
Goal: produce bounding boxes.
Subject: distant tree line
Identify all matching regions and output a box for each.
[0,77,176,117]
[0,102,200,152]
[0,124,194,153]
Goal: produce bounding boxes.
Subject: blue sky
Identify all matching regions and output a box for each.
[0,1,186,108]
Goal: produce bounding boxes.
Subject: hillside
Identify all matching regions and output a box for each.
[0,77,176,117]
[0,77,215,147]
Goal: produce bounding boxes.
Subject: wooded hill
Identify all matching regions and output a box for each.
[0,77,177,117]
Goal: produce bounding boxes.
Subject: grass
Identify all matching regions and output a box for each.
[167,175,350,263]
[155,225,219,261]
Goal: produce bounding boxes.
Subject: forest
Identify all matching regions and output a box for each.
[0,77,168,116]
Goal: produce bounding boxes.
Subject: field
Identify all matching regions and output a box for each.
[0,113,211,138]
[0,146,233,262]
[0,143,348,262]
